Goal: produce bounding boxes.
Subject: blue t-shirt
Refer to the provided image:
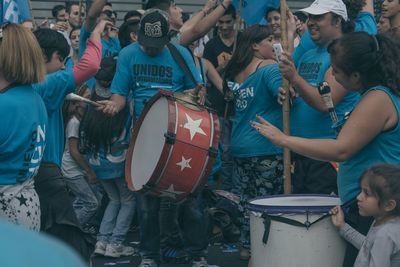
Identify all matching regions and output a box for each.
[79,25,120,59]
[0,219,86,267]
[291,47,360,139]
[111,42,201,117]
[88,114,132,180]
[0,85,47,185]
[33,70,76,166]
[293,12,377,65]
[338,86,400,203]
[230,64,283,157]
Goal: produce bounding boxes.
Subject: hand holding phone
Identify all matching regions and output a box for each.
[273,43,283,63]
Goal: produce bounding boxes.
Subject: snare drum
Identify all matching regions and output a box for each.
[248,195,345,267]
[125,90,220,202]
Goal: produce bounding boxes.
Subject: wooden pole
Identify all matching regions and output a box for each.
[280,0,292,194]
[232,0,243,54]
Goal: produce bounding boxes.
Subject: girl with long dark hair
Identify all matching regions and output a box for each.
[224,25,283,261]
[80,57,136,258]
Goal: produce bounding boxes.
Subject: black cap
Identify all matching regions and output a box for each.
[138,9,170,49]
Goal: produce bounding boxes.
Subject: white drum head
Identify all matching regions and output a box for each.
[130,97,169,190]
[249,195,340,214]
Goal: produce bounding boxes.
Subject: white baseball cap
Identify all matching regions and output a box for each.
[300,0,348,21]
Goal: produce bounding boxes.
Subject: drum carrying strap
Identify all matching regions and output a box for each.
[167,43,205,95]
[261,212,330,245]
[261,198,358,245]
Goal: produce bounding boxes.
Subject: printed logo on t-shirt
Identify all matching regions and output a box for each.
[298,62,322,82]
[17,125,46,183]
[228,81,254,111]
[133,64,173,84]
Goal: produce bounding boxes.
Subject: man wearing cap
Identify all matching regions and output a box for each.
[278,1,368,266]
[292,0,376,64]
[99,9,210,267]
[279,0,357,193]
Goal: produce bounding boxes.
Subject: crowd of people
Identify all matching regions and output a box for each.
[1,0,400,266]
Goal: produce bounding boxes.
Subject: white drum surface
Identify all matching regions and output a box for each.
[130,97,169,190]
[249,196,346,267]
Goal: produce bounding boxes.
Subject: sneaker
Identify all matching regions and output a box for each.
[161,247,189,264]
[192,257,209,267]
[104,243,136,258]
[82,223,98,235]
[139,258,159,267]
[94,241,107,255]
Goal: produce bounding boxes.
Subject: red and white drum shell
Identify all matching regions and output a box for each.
[125,90,220,202]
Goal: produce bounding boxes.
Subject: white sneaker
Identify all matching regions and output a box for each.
[94,241,107,255]
[139,258,159,267]
[192,257,209,267]
[104,243,136,258]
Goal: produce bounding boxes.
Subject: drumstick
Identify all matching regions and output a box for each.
[65,93,104,107]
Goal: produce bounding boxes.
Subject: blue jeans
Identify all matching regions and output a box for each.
[97,177,136,244]
[138,194,208,261]
[65,174,102,226]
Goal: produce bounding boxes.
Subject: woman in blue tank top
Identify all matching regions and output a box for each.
[252,32,400,266]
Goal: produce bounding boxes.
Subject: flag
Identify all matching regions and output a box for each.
[233,0,280,25]
[1,0,31,24]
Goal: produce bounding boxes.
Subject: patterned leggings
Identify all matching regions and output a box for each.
[0,179,41,231]
[232,155,283,248]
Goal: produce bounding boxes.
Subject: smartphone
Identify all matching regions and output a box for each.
[272,43,283,63]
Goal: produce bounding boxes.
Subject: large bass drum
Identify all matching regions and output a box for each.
[125,90,220,202]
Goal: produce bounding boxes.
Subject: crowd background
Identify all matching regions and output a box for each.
[1,0,400,267]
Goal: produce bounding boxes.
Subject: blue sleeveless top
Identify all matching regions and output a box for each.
[338,86,400,203]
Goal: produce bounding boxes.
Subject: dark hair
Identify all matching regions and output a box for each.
[224,25,272,80]
[79,92,128,156]
[66,1,80,14]
[124,10,143,22]
[105,2,112,7]
[33,28,70,63]
[265,7,280,20]
[95,56,117,81]
[145,0,173,11]
[328,32,400,94]
[293,11,308,23]
[342,0,364,21]
[330,13,354,34]
[118,20,140,48]
[69,26,80,39]
[52,5,66,18]
[224,4,236,19]
[360,164,400,216]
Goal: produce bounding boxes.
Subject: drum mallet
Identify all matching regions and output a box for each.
[65,93,104,108]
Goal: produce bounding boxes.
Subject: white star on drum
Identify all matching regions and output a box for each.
[176,156,192,171]
[183,114,206,140]
[159,184,185,199]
